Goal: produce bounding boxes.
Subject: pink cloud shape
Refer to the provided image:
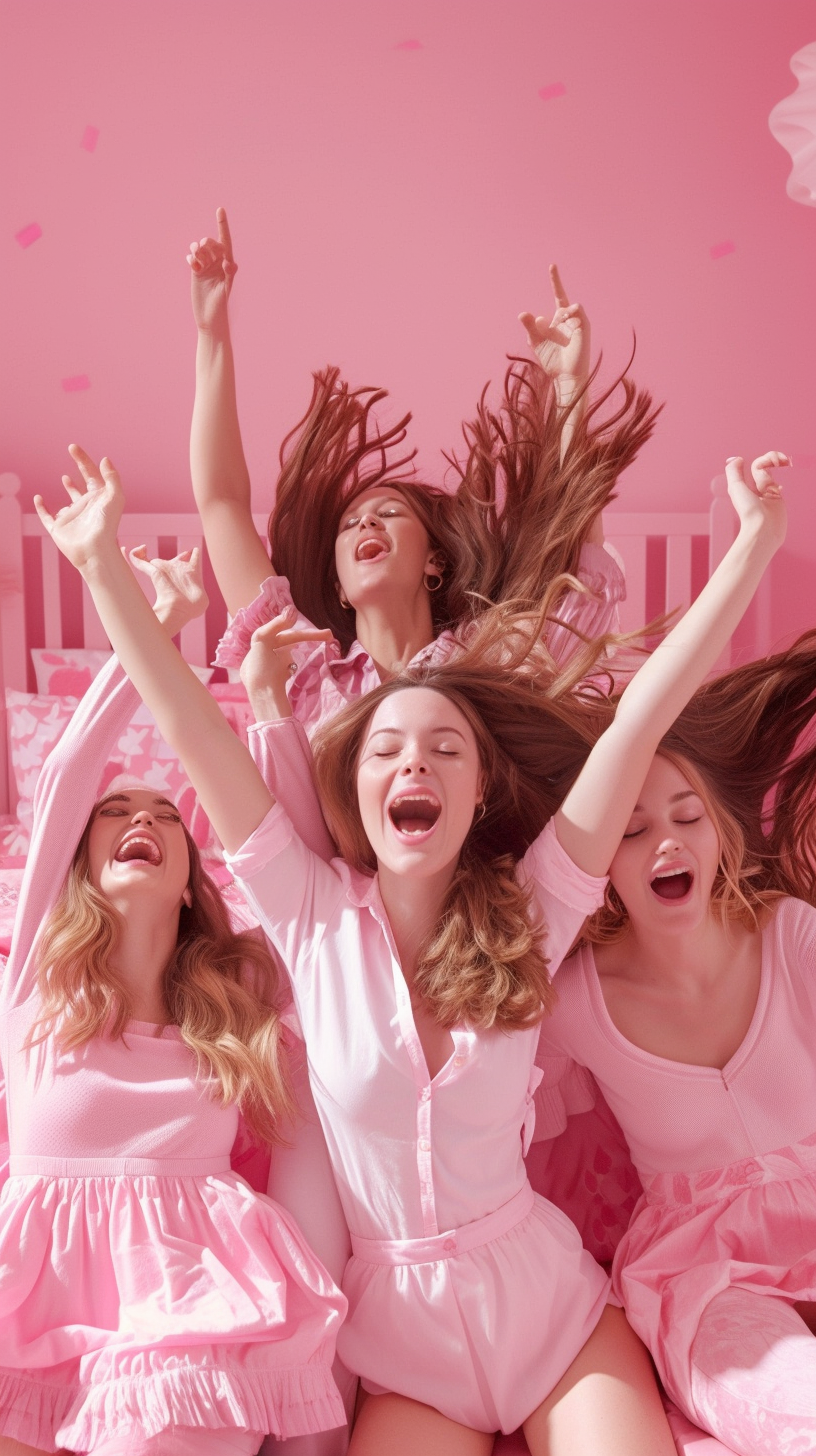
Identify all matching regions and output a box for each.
[539,82,567,101]
[710,240,735,260]
[395,38,423,50]
[81,125,100,153]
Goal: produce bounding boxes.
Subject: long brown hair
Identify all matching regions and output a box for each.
[312,598,613,1031]
[269,357,661,655]
[587,631,816,941]
[30,814,294,1143]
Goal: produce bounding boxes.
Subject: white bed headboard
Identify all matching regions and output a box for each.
[0,471,737,817]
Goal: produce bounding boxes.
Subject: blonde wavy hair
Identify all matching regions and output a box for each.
[29,811,294,1143]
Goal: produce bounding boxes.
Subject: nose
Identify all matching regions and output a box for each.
[399,749,429,776]
[358,513,383,531]
[655,831,683,854]
[131,808,156,826]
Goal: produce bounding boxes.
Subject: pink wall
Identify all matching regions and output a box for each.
[3,0,814,655]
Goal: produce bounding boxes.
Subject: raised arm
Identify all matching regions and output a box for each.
[188,207,273,613]
[553,453,789,876]
[519,263,593,493]
[34,450,331,857]
[4,548,206,1011]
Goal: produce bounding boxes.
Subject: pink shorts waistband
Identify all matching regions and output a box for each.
[9,1154,233,1178]
[350,1182,535,1266]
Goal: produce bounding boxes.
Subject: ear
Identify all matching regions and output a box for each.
[182,887,193,909]
[425,548,445,574]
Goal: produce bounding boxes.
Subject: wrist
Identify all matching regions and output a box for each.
[246,681,293,722]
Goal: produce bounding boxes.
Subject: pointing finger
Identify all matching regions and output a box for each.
[549,263,570,309]
[217,206,234,261]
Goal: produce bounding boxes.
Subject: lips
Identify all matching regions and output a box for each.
[650,868,693,901]
[355,536,390,563]
[114,832,163,867]
[388,792,442,836]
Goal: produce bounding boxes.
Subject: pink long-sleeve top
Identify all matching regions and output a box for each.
[215,543,625,738]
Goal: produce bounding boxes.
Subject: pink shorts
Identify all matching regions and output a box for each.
[86,1428,264,1456]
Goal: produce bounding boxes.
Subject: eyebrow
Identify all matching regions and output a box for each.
[366,724,468,742]
[97,793,178,810]
[630,790,702,812]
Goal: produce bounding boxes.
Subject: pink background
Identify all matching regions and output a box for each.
[2,0,814,654]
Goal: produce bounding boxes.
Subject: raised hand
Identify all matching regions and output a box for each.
[127,544,209,637]
[240,606,333,721]
[518,264,591,389]
[188,207,238,333]
[34,445,123,571]
[726,452,789,552]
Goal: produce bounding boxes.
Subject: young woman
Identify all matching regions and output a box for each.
[531,634,816,1454]
[34,443,787,1454]
[0,555,346,1456]
[188,209,659,733]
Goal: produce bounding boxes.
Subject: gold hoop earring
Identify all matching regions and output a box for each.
[424,572,443,593]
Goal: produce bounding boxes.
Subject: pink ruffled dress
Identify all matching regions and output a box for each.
[214,543,625,738]
[0,659,347,1453]
[227,778,611,1437]
[534,903,816,1454]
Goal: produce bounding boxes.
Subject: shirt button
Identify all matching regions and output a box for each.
[421,1086,431,1101]
[443,1238,456,1252]
[418,1138,430,1152]
[453,1056,465,1068]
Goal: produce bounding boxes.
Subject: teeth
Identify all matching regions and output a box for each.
[653,868,689,879]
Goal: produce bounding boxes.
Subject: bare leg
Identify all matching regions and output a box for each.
[690,1287,816,1456]
[348,1394,494,1456]
[523,1305,676,1456]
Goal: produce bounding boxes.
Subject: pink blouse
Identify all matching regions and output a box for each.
[215,543,625,738]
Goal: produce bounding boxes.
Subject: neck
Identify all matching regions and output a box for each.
[377,861,455,982]
[108,897,181,1023]
[613,910,743,991]
[353,591,436,679]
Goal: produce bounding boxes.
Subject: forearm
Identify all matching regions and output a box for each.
[554,375,587,470]
[191,326,251,512]
[81,547,273,854]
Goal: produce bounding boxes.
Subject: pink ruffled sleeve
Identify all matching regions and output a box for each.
[546,542,625,667]
[214,576,324,670]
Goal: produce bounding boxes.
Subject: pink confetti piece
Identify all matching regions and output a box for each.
[710,239,735,260]
[15,222,42,249]
[61,374,91,393]
[538,82,566,101]
[395,38,423,50]
[80,124,99,153]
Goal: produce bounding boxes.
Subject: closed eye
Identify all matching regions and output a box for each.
[675,815,702,826]
[622,826,645,839]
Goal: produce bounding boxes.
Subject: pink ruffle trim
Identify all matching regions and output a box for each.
[0,1358,346,1449]
[214,577,299,669]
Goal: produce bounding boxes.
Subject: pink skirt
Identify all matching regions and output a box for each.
[614,1131,816,1420]
[340,1183,610,1434]
[0,1155,347,1451]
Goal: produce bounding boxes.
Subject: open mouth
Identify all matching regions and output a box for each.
[650,869,693,902]
[388,793,442,837]
[114,835,163,867]
[356,537,390,563]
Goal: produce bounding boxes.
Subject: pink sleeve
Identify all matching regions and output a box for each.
[247,719,335,862]
[545,542,625,668]
[214,575,320,669]
[225,802,348,978]
[518,817,607,975]
[2,657,140,1012]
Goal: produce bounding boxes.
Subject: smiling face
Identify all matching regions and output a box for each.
[356,687,483,882]
[608,753,722,937]
[87,789,191,909]
[334,486,441,610]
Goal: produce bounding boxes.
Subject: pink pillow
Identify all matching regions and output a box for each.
[5,684,250,855]
[30,648,213,697]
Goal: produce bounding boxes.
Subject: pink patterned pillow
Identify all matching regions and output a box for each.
[31,648,213,697]
[6,685,250,855]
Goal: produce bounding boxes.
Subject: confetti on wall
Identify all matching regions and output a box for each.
[710,240,736,260]
[15,223,42,249]
[395,38,423,50]
[538,82,567,101]
[61,375,91,392]
[80,125,99,153]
